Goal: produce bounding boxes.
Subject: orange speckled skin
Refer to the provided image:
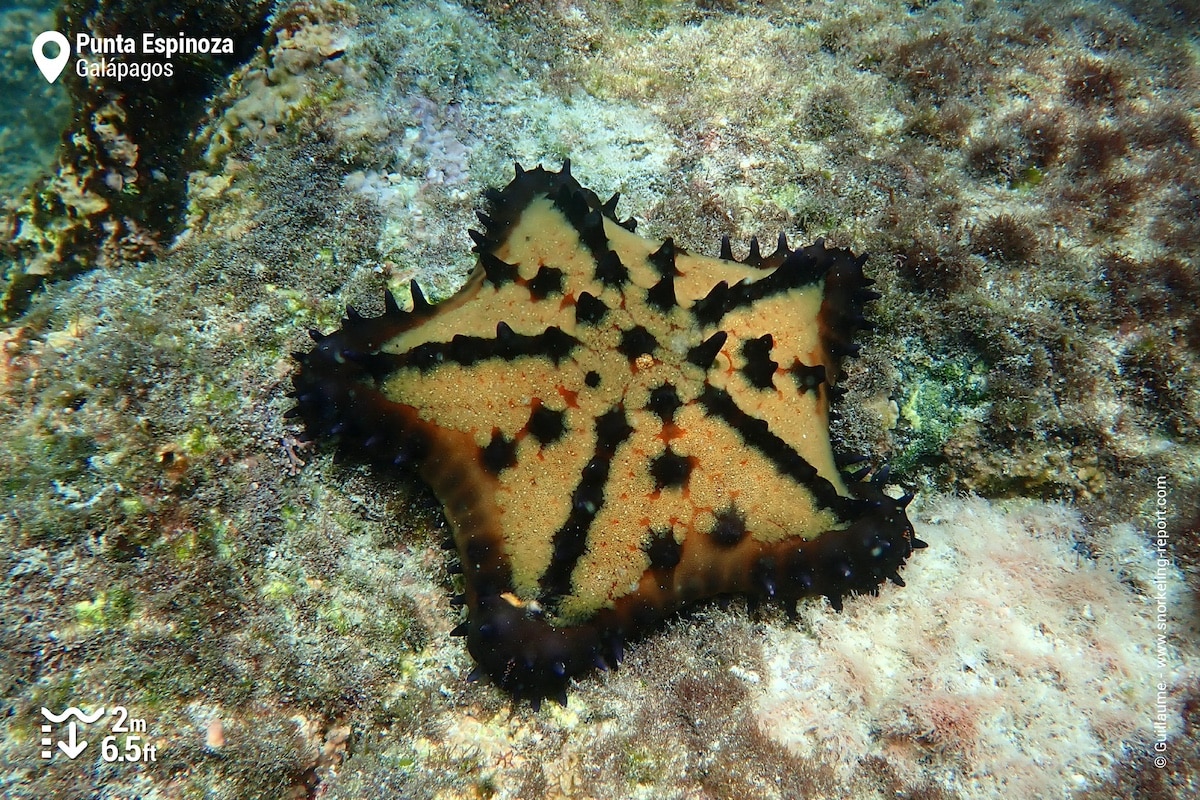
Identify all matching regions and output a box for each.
[291,162,921,707]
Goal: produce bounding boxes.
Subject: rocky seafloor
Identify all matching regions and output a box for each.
[1,1,1198,798]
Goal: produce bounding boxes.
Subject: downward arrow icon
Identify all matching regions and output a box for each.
[57,721,87,759]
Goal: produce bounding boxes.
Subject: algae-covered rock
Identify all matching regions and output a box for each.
[1,1,1198,798]
[1,0,272,320]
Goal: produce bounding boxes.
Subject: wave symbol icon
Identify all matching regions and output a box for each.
[41,706,105,724]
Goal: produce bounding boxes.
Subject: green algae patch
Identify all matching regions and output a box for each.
[74,586,136,629]
[318,599,354,635]
[261,578,298,603]
[181,427,221,457]
[168,513,236,562]
[892,349,989,475]
[1011,165,1045,190]
[190,377,241,413]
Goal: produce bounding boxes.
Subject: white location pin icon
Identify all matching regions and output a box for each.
[33,31,71,84]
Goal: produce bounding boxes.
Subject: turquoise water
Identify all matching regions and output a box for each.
[0,1,67,199]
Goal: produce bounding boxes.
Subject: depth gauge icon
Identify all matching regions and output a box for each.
[40,706,105,760]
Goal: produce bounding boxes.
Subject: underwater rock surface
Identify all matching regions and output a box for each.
[0,1,1197,798]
